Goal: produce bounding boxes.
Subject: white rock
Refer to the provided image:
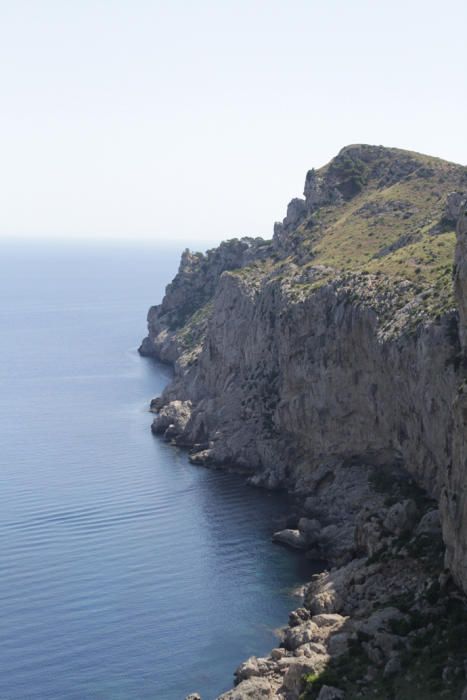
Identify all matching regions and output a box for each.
[272,529,306,549]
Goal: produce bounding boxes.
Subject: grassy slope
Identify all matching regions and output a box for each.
[309,152,458,274]
[229,146,466,333]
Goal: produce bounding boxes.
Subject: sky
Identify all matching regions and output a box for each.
[0,0,466,246]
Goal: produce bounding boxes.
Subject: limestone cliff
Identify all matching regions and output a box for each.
[140,145,467,594]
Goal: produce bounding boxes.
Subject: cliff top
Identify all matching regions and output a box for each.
[150,145,467,344]
[246,144,467,332]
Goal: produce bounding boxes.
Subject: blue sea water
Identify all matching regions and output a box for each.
[0,241,314,700]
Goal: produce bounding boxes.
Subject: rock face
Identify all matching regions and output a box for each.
[140,145,467,596]
[444,198,467,587]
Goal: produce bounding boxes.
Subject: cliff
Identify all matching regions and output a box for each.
[140,145,467,589]
[140,144,467,593]
[140,145,467,698]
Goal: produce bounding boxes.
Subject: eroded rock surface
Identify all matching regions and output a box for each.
[141,146,467,698]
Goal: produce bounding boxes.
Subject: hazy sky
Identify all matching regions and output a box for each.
[1,0,466,245]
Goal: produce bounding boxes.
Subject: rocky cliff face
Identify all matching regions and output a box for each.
[140,145,467,595]
[444,200,467,589]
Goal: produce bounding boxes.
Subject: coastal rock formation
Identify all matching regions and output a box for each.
[444,199,467,590]
[141,146,467,590]
[188,461,467,698]
[141,146,467,697]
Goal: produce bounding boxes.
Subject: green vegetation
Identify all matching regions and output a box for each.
[178,301,213,351]
[276,147,465,327]
[300,637,372,699]
[328,152,369,198]
[300,596,467,700]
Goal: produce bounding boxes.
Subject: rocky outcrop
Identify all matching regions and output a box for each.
[186,460,467,699]
[142,146,467,696]
[140,146,467,595]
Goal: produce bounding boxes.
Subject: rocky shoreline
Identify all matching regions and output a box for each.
[140,145,467,698]
[177,456,467,699]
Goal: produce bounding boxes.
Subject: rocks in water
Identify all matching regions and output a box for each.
[288,607,310,627]
[185,694,202,700]
[189,448,214,466]
[234,657,271,683]
[151,400,192,439]
[271,529,306,549]
[149,396,163,413]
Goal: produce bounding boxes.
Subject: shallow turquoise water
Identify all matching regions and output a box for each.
[0,242,314,699]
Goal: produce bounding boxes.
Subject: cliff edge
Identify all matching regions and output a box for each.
[141,145,467,594]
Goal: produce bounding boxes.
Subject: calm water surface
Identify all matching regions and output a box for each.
[0,241,314,700]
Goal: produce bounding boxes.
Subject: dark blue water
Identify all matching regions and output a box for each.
[0,241,313,700]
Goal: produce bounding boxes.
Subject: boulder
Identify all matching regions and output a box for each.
[305,560,363,614]
[294,641,327,657]
[383,500,418,536]
[217,677,274,699]
[152,400,192,436]
[284,621,319,650]
[312,613,347,629]
[270,647,288,661]
[289,607,311,627]
[415,509,441,536]
[272,529,306,549]
[234,656,270,682]
[280,655,328,695]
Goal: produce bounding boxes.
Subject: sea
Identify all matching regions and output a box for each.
[0,240,315,699]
